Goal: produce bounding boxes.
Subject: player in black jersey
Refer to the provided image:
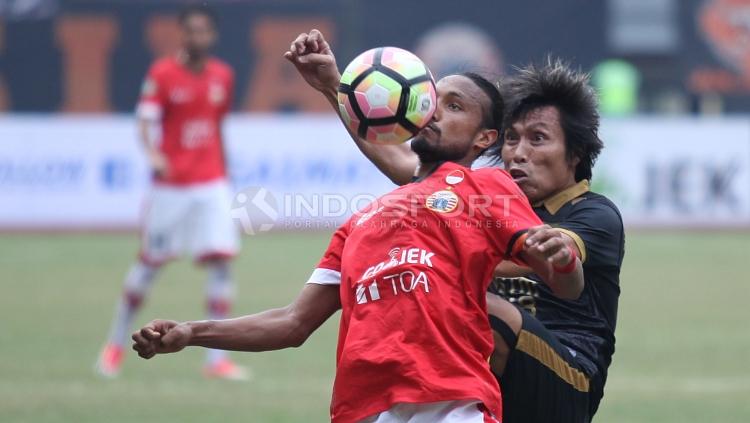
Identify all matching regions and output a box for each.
[486,60,625,422]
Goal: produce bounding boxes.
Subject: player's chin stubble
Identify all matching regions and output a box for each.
[411,135,471,164]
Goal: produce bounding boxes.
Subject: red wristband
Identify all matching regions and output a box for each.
[553,244,578,274]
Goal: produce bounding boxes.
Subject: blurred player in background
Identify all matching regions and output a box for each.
[288,29,624,422]
[96,5,247,380]
[131,31,586,423]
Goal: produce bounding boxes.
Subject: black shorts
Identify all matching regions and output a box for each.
[491,309,593,423]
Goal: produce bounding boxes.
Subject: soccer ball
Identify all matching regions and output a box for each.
[338,47,437,145]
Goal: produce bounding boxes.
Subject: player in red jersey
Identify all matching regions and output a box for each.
[131,31,583,422]
[96,6,247,380]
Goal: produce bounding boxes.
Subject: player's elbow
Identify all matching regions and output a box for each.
[286,325,310,348]
[388,173,411,187]
[376,150,418,186]
[555,277,584,301]
[558,284,583,301]
[284,309,314,348]
[377,161,413,186]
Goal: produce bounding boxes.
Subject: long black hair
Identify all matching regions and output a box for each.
[500,58,603,181]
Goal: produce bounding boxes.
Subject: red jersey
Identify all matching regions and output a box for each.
[308,162,543,423]
[136,55,234,186]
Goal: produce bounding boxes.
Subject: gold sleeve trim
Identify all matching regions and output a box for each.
[555,228,587,264]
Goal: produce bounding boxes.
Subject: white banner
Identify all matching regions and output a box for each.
[0,116,150,229]
[596,117,750,227]
[0,115,748,230]
[0,115,396,231]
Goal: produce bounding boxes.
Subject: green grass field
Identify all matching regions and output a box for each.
[1,231,749,422]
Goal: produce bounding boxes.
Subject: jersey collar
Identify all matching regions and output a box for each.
[535,179,590,215]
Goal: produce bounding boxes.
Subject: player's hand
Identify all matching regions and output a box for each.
[283,29,340,94]
[132,319,192,359]
[147,149,169,178]
[523,225,574,268]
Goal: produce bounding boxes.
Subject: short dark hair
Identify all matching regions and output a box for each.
[500,58,603,181]
[178,5,218,28]
[458,72,504,161]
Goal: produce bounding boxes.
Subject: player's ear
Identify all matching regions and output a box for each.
[566,148,581,168]
[474,128,498,150]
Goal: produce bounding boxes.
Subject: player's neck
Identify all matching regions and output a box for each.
[178,50,208,73]
[534,176,580,205]
[415,157,472,180]
[414,162,436,180]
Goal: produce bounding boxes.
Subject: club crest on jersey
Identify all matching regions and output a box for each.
[426,190,459,213]
[445,170,465,185]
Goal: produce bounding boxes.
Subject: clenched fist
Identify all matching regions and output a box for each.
[132,319,193,359]
[283,29,340,95]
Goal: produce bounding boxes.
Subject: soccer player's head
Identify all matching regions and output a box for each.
[499,58,603,203]
[179,5,218,58]
[411,72,503,165]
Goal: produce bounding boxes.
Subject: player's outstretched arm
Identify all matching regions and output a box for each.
[132,283,340,359]
[284,29,419,186]
[519,225,584,300]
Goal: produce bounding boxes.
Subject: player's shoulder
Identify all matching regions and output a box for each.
[147,56,180,80]
[471,165,511,180]
[208,57,234,78]
[469,166,523,194]
[569,191,623,228]
[150,56,177,72]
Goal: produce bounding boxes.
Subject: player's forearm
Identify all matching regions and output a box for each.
[137,119,159,154]
[544,233,585,299]
[138,119,150,148]
[186,307,309,352]
[522,253,584,300]
[545,262,584,300]
[494,261,532,278]
[322,88,418,186]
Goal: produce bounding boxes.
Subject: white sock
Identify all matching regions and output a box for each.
[204,261,235,365]
[106,262,159,348]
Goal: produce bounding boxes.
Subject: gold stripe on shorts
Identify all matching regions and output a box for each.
[515,329,590,392]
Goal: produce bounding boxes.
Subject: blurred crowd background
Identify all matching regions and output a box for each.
[1,0,749,115]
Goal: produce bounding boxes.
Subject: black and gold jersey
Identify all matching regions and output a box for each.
[490,180,625,404]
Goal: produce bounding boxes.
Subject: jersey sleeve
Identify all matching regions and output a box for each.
[554,198,624,268]
[306,223,349,286]
[479,170,543,265]
[135,64,167,121]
